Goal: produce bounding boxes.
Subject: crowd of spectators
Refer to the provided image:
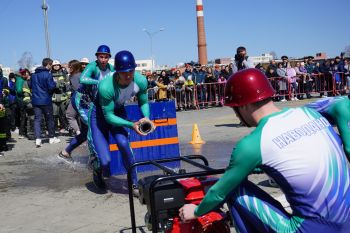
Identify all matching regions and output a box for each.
[144,63,234,111]
[263,54,349,101]
[143,54,350,110]
[0,58,88,155]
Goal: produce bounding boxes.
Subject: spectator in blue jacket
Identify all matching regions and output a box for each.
[320,60,334,96]
[195,65,207,108]
[29,58,60,147]
[334,56,346,95]
[0,68,9,153]
[7,73,17,134]
[182,64,193,80]
[213,64,221,80]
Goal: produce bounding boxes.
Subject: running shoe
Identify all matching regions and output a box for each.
[35,139,42,147]
[57,151,74,164]
[49,137,61,144]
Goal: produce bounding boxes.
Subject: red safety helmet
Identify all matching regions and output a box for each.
[224,68,275,107]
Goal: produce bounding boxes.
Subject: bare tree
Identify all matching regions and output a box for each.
[269,51,278,59]
[17,52,34,68]
[343,45,350,57]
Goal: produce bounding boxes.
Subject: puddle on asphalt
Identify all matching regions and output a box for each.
[0,160,29,166]
[180,141,235,169]
[0,154,91,192]
[0,141,235,192]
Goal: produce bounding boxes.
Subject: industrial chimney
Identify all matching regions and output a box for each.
[196,0,208,65]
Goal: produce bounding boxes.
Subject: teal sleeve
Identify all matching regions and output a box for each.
[194,134,262,216]
[138,91,150,118]
[98,78,134,128]
[80,62,99,85]
[329,100,350,159]
[136,73,150,118]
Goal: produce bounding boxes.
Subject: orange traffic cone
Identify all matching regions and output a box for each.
[189,123,205,144]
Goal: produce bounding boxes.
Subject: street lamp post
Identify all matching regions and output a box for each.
[142,28,165,72]
[42,0,51,58]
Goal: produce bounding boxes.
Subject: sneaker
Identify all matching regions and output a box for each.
[132,184,139,198]
[35,139,42,147]
[294,97,299,101]
[291,97,295,101]
[280,98,287,102]
[57,151,74,164]
[93,170,106,190]
[49,137,61,144]
[18,135,25,139]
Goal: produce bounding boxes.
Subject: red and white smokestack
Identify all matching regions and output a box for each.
[196,0,208,65]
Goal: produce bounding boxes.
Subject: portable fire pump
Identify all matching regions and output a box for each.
[126,155,231,233]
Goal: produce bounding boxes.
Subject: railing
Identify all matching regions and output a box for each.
[146,72,349,110]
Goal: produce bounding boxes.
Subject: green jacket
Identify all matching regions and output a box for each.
[15,76,31,105]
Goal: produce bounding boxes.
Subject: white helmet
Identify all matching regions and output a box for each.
[80,57,89,64]
[30,67,36,74]
[52,60,61,66]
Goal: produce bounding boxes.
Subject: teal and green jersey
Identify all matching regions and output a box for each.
[80,61,114,85]
[195,107,350,225]
[79,61,114,101]
[305,96,350,158]
[98,72,149,128]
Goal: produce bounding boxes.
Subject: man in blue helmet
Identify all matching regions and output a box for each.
[80,44,114,88]
[73,45,114,130]
[89,50,153,194]
[63,45,114,171]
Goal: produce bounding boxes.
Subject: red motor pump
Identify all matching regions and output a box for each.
[135,156,229,233]
[166,177,230,233]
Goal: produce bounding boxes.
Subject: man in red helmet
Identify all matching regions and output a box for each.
[180,68,350,232]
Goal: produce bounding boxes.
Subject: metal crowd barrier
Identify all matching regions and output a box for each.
[268,72,348,100]
[145,72,349,108]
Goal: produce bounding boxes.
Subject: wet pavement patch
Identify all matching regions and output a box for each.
[0,141,235,193]
[0,160,28,166]
[180,140,234,169]
[0,156,91,192]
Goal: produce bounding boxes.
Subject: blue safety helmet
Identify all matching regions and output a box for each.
[114,50,137,72]
[95,45,111,57]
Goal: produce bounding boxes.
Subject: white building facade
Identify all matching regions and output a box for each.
[135,59,152,71]
[249,53,273,65]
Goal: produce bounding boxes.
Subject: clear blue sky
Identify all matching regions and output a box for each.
[1,0,350,69]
